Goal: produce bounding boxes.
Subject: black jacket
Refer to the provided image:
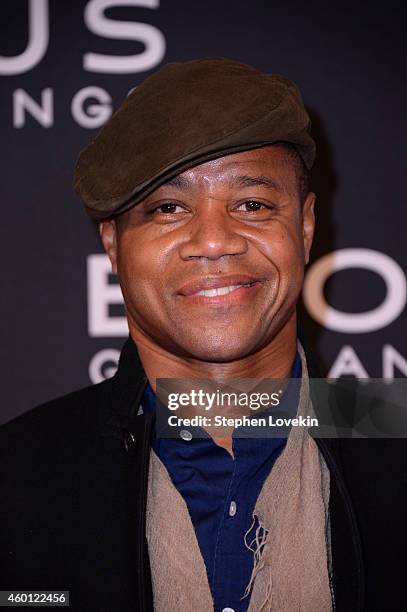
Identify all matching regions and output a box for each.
[1,337,406,611]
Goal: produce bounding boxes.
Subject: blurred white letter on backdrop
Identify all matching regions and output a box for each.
[83,0,166,73]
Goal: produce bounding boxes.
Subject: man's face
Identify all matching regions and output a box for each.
[100,145,315,362]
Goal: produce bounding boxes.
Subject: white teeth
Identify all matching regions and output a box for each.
[196,284,244,297]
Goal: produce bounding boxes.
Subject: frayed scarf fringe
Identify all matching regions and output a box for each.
[243,511,273,612]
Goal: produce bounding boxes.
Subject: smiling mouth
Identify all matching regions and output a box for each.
[194,281,257,297]
[178,280,263,305]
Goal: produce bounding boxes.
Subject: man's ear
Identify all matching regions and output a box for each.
[302,192,316,265]
[99,220,118,274]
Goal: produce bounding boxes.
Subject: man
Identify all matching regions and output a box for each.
[0,58,405,612]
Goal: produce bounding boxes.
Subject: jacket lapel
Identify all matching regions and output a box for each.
[104,336,155,611]
[306,352,365,612]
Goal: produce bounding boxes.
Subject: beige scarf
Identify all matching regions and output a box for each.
[146,345,333,611]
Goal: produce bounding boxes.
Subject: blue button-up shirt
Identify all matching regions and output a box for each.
[141,353,301,612]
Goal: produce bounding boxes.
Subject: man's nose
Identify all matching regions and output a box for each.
[178,202,248,260]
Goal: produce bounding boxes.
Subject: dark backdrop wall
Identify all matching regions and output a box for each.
[1,0,406,425]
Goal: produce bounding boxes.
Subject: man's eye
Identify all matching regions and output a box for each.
[153,203,185,214]
[236,201,268,212]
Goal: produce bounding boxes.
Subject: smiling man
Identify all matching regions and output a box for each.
[1,58,406,612]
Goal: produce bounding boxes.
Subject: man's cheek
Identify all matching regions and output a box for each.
[256,238,298,273]
[119,250,149,283]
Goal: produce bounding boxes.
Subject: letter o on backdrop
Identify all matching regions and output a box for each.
[303,248,406,333]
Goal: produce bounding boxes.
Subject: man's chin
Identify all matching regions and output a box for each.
[174,338,260,363]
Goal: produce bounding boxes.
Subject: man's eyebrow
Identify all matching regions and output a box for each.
[232,174,284,192]
[163,175,189,188]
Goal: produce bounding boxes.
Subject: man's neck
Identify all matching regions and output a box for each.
[129,314,298,392]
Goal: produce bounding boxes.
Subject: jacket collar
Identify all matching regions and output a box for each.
[113,335,148,419]
[100,335,148,439]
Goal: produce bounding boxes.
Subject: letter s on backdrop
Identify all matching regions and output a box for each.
[83,0,166,73]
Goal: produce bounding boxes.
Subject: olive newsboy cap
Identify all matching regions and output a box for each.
[74,57,315,220]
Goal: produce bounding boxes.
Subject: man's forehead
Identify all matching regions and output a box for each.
[161,146,293,192]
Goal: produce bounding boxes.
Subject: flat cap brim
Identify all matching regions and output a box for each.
[74,58,315,220]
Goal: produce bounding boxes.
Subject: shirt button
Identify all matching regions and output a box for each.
[222,608,235,612]
[229,501,237,516]
[180,429,192,441]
